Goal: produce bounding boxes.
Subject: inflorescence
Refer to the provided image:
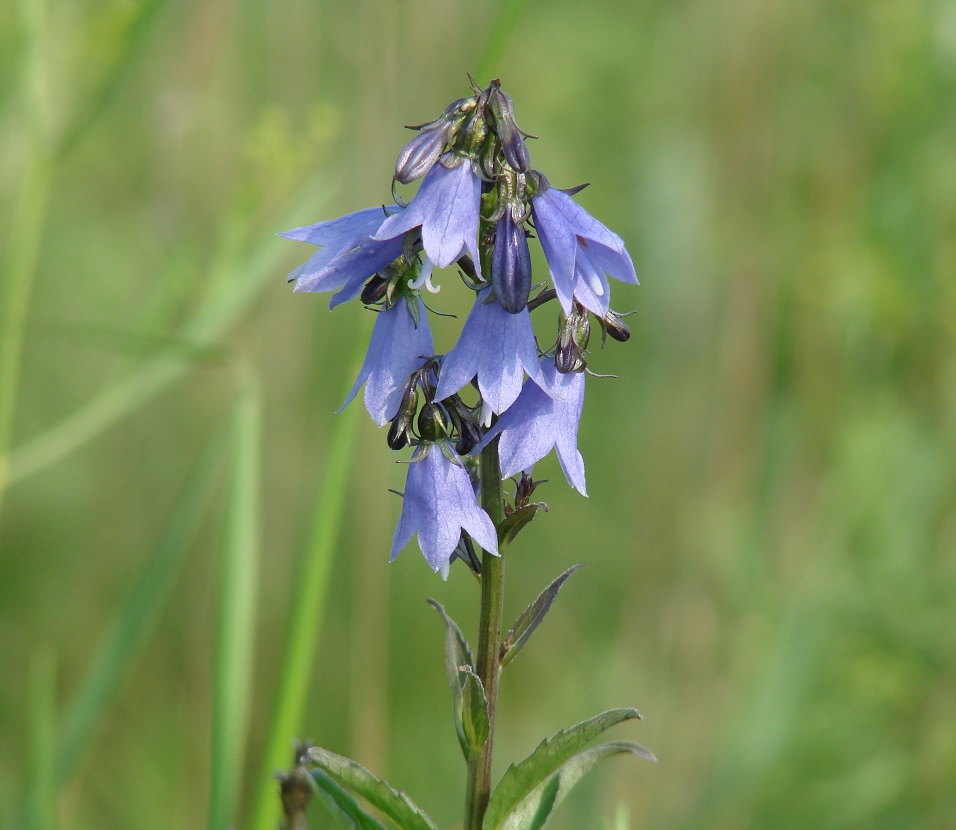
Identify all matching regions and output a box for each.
[281,77,638,578]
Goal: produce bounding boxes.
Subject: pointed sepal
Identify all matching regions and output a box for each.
[500,565,582,668]
[482,709,647,830]
[497,502,548,551]
[307,747,439,830]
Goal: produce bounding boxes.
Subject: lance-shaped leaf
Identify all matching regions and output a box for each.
[483,709,643,830]
[497,502,548,551]
[428,599,489,758]
[500,741,657,830]
[500,565,582,668]
[307,747,438,830]
[308,768,387,830]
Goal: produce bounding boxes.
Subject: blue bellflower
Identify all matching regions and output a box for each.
[531,185,638,317]
[391,446,499,577]
[474,359,588,496]
[434,289,541,419]
[374,156,482,278]
[340,297,434,426]
[281,206,405,308]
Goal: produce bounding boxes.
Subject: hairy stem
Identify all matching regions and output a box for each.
[464,439,506,830]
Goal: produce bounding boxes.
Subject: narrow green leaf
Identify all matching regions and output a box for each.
[500,565,582,669]
[500,742,657,830]
[483,708,643,830]
[497,502,547,551]
[460,666,491,754]
[308,747,439,830]
[308,769,387,830]
[207,371,261,830]
[428,598,477,758]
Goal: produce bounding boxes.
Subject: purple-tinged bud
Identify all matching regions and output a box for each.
[487,85,530,173]
[361,274,390,305]
[601,308,631,343]
[492,209,532,313]
[394,125,452,185]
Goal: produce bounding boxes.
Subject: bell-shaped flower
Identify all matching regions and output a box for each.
[531,181,638,317]
[281,206,405,308]
[473,359,588,496]
[390,444,499,576]
[434,289,541,418]
[339,296,433,426]
[373,156,482,277]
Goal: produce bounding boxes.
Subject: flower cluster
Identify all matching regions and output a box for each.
[282,78,637,576]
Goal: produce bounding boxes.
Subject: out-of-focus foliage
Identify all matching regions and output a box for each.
[1,0,954,828]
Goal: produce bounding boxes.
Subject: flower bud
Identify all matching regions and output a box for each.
[601,308,631,342]
[387,382,419,450]
[492,209,532,313]
[487,85,530,173]
[394,125,451,185]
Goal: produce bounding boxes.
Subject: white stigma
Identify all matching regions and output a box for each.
[407,257,441,293]
[480,399,493,428]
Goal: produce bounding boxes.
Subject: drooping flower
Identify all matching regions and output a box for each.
[374,156,482,278]
[434,289,540,418]
[391,445,498,576]
[280,206,405,308]
[473,359,588,496]
[340,296,433,426]
[531,178,638,317]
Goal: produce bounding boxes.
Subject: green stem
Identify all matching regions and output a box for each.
[465,439,506,830]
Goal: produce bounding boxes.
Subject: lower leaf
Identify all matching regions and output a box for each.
[500,741,656,830]
[308,747,439,830]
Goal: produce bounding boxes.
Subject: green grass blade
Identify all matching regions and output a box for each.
[248,371,361,830]
[474,0,535,83]
[207,368,261,830]
[26,647,58,830]
[1,179,330,490]
[57,428,227,770]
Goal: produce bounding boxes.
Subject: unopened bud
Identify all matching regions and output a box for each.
[492,209,532,313]
[394,126,450,185]
[387,382,419,450]
[417,402,446,442]
[602,309,631,342]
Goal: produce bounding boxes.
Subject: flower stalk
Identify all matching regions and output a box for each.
[465,437,507,830]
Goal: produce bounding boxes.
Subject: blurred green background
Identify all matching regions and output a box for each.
[2,0,956,827]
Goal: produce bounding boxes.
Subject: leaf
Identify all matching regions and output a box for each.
[497,502,547,550]
[429,599,486,759]
[500,742,657,830]
[500,565,582,668]
[308,768,387,830]
[459,665,491,754]
[483,708,643,830]
[308,747,439,830]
